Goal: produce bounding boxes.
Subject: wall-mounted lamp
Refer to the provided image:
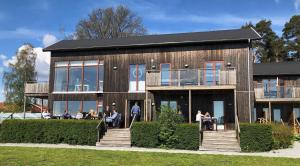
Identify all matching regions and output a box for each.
[151,59,156,69]
[151,102,155,106]
[226,62,232,67]
[112,102,116,106]
[151,65,156,69]
[113,66,118,70]
[184,64,189,68]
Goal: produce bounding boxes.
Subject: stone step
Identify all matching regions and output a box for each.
[102,136,130,140]
[96,142,131,147]
[202,139,238,143]
[202,142,239,146]
[200,146,241,152]
[100,140,131,144]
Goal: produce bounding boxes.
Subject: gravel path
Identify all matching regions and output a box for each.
[0,142,299,158]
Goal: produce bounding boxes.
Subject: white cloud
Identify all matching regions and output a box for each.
[42,34,58,47]
[295,0,300,10]
[33,47,50,81]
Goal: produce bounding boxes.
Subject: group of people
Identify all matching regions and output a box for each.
[196,110,213,130]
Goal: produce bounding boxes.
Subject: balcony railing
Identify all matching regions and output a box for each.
[25,82,49,94]
[146,68,236,88]
[254,86,300,99]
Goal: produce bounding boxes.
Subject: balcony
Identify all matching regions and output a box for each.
[145,68,236,90]
[254,86,300,102]
[25,82,49,97]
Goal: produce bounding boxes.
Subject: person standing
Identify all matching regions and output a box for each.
[131,102,141,122]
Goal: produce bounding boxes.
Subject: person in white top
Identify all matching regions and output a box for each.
[76,111,83,119]
[42,110,51,119]
[196,110,203,122]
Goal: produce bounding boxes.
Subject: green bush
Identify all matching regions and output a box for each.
[240,123,273,152]
[271,124,293,149]
[0,119,105,146]
[294,135,300,142]
[131,122,199,150]
[173,123,199,150]
[131,122,160,148]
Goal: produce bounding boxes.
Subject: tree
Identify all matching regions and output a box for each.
[3,44,37,112]
[283,15,300,61]
[75,5,147,40]
[242,20,286,62]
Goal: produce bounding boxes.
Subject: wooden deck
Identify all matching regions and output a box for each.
[24,82,49,97]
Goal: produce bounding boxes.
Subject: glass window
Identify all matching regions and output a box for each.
[84,66,97,91]
[161,64,171,86]
[99,62,104,91]
[84,60,98,66]
[55,61,68,67]
[54,67,68,91]
[68,67,82,91]
[263,79,277,98]
[53,101,66,116]
[160,100,177,111]
[129,64,145,92]
[83,101,97,113]
[205,62,223,85]
[273,109,281,123]
[68,101,81,117]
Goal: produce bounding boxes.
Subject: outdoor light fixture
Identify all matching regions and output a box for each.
[184,64,189,68]
[226,62,232,67]
[151,102,155,106]
[112,102,116,106]
[151,59,156,69]
[151,65,156,69]
[113,66,118,70]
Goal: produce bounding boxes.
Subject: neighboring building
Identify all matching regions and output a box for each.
[253,62,300,127]
[25,28,262,129]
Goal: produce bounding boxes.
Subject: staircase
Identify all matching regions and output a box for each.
[96,128,131,147]
[200,130,241,152]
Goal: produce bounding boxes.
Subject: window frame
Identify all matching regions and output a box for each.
[160,63,172,86]
[204,61,224,85]
[128,64,146,92]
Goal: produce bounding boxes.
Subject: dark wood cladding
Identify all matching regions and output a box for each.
[48,41,253,123]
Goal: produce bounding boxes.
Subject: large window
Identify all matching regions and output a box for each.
[53,60,104,92]
[68,101,81,117]
[205,62,223,85]
[83,101,97,113]
[84,61,98,91]
[129,64,145,92]
[53,101,66,116]
[161,64,171,86]
[263,79,277,98]
[54,62,68,91]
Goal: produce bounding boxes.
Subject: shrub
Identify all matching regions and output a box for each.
[240,123,273,152]
[158,106,184,148]
[271,124,293,149]
[294,135,300,142]
[0,119,105,146]
[131,122,199,150]
[173,123,199,150]
[131,122,160,148]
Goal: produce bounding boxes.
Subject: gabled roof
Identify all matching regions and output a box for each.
[44,28,261,52]
[254,62,300,76]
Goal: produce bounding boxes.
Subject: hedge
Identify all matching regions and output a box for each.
[240,123,273,152]
[271,124,293,149]
[0,119,105,146]
[173,123,199,150]
[131,122,199,150]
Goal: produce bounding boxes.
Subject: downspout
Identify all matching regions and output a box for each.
[248,38,252,123]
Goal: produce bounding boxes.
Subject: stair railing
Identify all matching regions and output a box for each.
[296,119,300,134]
[235,114,240,144]
[280,118,285,126]
[96,117,105,142]
[0,113,14,124]
[129,114,137,129]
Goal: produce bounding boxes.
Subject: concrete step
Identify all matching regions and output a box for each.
[96,142,131,147]
[203,139,238,144]
[200,146,241,152]
[97,128,132,148]
[100,140,131,144]
[102,136,130,140]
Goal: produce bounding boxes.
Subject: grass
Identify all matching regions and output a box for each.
[0,147,299,166]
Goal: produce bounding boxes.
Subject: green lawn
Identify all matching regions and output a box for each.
[0,147,299,166]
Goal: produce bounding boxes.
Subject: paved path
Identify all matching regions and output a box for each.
[0,142,299,158]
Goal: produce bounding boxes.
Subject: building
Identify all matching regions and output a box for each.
[26,28,264,129]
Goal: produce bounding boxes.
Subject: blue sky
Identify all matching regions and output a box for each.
[0,0,300,101]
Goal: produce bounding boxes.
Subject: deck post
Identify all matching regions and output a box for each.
[268,101,272,122]
[293,108,296,134]
[234,89,237,124]
[189,90,192,124]
[125,99,127,128]
[145,90,148,121]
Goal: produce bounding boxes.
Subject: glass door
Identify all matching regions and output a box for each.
[161,64,171,86]
[273,108,281,123]
[213,101,224,130]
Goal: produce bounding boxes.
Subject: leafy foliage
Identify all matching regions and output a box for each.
[158,105,184,148]
[75,5,146,39]
[283,15,300,61]
[131,122,160,148]
[0,120,105,146]
[240,123,273,152]
[3,44,37,112]
[271,124,293,149]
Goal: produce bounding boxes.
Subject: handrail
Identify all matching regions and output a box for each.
[280,118,285,126]
[96,117,105,142]
[129,114,137,129]
[296,119,300,127]
[0,113,14,124]
[235,114,240,144]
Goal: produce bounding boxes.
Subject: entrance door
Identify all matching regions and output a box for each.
[213,101,224,130]
[128,100,144,125]
[273,108,281,123]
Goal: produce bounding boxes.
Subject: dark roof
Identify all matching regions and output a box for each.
[44,28,261,51]
[254,62,300,76]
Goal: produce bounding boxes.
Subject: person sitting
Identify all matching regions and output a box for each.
[75,111,83,120]
[90,110,98,120]
[42,110,51,119]
[203,112,212,130]
[105,109,118,127]
[63,110,72,119]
